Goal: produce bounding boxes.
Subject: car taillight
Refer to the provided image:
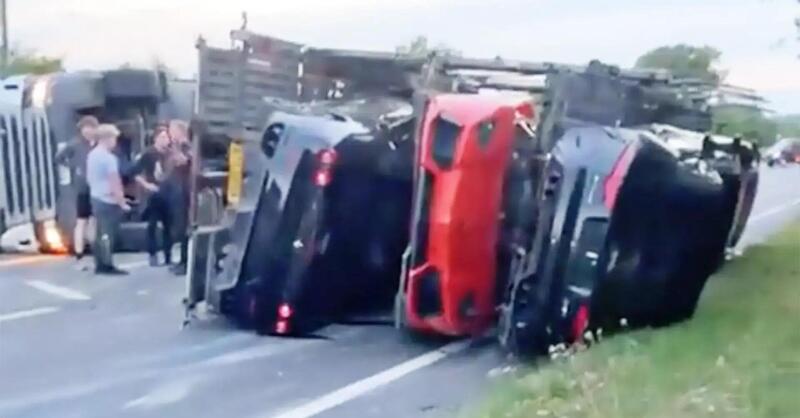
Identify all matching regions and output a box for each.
[314,149,337,187]
[603,145,636,211]
[314,170,332,187]
[275,319,289,334]
[278,302,293,319]
[318,149,337,166]
[571,303,590,342]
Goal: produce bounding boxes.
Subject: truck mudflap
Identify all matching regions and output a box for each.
[183,135,267,325]
[183,225,228,321]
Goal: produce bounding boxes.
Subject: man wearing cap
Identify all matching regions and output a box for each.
[86,124,131,275]
[54,115,98,262]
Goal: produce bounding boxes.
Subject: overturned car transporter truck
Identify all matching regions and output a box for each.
[184,29,760,358]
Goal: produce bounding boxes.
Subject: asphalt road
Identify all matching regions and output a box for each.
[1,164,799,418]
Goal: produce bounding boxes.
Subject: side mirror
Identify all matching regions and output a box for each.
[261,123,284,158]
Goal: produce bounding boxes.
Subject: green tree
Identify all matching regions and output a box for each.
[4,49,62,76]
[635,44,723,83]
[774,114,800,137]
[712,107,778,145]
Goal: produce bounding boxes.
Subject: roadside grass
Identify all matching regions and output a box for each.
[471,222,800,418]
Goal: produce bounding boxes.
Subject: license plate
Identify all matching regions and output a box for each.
[226,141,244,206]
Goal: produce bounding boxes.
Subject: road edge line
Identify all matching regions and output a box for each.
[750,197,800,222]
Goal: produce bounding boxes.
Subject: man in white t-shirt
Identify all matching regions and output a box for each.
[87,124,131,275]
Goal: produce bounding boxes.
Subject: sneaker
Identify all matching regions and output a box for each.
[170,264,187,276]
[95,266,129,276]
[149,255,159,267]
[74,259,91,272]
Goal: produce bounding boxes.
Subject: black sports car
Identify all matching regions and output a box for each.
[498,67,760,357]
[188,97,415,334]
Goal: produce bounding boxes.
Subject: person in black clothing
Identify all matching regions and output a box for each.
[54,115,98,261]
[132,127,174,266]
[167,120,192,275]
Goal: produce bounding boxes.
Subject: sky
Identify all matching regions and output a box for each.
[10,0,800,113]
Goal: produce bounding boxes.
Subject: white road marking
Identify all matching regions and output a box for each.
[123,376,201,410]
[2,337,317,414]
[270,340,471,418]
[118,260,149,270]
[0,306,60,323]
[0,255,62,268]
[26,280,91,301]
[199,338,315,367]
[750,198,800,222]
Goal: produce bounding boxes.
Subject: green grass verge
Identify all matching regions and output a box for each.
[470,223,800,418]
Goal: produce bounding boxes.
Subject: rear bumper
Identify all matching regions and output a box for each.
[404,263,495,337]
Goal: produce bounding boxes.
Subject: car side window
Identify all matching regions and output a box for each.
[262,123,285,158]
[431,115,461,169]
[477,120,495,149]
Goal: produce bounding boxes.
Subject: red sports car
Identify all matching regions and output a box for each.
[397,93,535,336]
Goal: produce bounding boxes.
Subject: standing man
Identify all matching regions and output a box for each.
[131,127,173,266]
[167,119,192,275]
[87,124,131,275]
[54,115,98,261]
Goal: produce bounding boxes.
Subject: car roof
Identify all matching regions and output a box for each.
[431,93,533,124]
[265,96,412,146]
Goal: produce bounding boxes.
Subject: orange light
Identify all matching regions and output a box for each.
[275,319,289,334]
[278,303,293,319]
[43,222,67,253]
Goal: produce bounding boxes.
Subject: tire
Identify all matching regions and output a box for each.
[498,277,550,358]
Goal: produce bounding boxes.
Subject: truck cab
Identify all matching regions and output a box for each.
[0,74,60,253]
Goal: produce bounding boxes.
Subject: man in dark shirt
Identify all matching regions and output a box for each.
[131,127,173,266]
[54,115,98,261]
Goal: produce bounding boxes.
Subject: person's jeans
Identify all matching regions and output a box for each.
[146,193,173,263]
[91,199,122,269]
[178,235,189,266]
[170,187,190,266]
